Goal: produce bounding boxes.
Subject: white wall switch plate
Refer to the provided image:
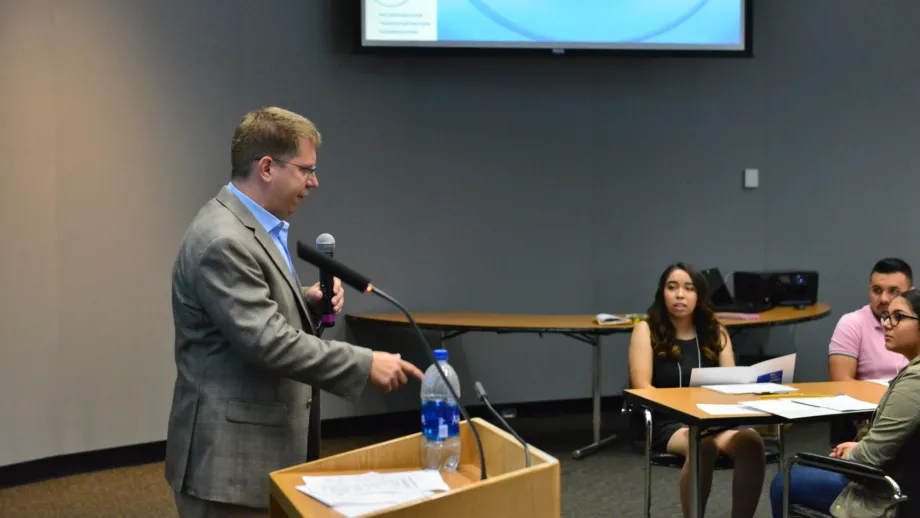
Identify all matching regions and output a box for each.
[744,168,759,189]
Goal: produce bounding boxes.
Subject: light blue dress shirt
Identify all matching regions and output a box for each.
[227,182,294,276]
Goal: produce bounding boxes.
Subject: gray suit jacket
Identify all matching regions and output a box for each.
[831,355,920,518]
[165,186,373,508]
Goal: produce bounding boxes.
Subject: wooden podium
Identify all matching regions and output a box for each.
[269,418,560,518]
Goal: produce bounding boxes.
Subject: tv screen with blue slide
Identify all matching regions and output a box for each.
[362,0,750,53]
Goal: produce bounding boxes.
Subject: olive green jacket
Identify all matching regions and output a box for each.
[831,355,920,517]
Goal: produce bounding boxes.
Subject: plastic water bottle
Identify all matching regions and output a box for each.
[420,349,461,471]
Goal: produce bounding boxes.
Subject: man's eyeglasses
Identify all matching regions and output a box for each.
[272,157,316,177]
[880,311,920,326]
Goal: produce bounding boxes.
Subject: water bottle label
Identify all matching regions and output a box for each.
[421,401,461,441]
[446,404,460,438]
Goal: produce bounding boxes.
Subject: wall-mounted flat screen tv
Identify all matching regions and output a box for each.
[361,0,751,54]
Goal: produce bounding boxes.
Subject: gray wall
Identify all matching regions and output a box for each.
[2,0,919,467]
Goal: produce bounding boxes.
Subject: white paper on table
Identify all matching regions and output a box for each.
[690,353,796,387]
[738,399,842,419]
[696,404,768,416]
[867,379,890,387]
[702,383,798,395]
[595,313,630,325]
[790,395,877,412]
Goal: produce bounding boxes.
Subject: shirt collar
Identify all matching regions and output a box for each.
[227,182,288,235]
[863,304,883,330]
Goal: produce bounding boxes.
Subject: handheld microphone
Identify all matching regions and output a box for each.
[294,240,488,480]
[295,241,372,292]
[474,381,532,468]
[315,233,336,328]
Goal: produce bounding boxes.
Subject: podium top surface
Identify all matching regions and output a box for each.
[272,466,481,518]
[269,418,560,518]
[346,303,831,335]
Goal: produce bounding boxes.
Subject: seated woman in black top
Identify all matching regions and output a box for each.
[628,263,766,518]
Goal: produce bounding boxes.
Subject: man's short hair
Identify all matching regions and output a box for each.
[871,258,913,284]
[230,107,321,179]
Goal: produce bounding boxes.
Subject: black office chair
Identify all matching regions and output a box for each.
[621,402,783,517]
[783,452,908,517]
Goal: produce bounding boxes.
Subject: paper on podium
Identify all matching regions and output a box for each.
[333,493,436,518]
[296,470,450,517]
[690,353,797,388]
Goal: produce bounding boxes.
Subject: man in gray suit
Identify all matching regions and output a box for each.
[165,107,424,518]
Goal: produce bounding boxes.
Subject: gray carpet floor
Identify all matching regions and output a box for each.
[0,412,834,517]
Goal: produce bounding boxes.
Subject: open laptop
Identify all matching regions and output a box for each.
[701,267,757,313]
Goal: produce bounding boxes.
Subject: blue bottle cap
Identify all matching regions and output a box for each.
[434,349,448,361]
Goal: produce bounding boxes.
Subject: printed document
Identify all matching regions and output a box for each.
[696,404,768,416]
[594,313,630,325]
[690,353,796,391]
[739,395,877,420]
[790,395,877,412]
[702,383,798,395]
[738,399,840,419]
[296,470,450,517]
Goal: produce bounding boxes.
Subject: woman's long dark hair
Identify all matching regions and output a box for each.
[646,262,725,362]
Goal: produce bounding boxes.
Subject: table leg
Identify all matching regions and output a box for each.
[689,425,701,518]
[572,335,618,459]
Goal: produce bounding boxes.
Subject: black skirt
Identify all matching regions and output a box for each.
[651,417,684,452]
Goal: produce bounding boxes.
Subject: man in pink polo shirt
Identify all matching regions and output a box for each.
[828,258,913,381]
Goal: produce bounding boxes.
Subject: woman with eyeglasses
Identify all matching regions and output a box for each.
[769,288,920,518]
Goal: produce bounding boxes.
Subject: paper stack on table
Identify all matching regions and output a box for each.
[696,395,878,418]
[791,395,878,412]
[594,313,631,325]
[296,470,450,517]
[702,383,798,395]
[696,404,768,416]
[738,395,877,420]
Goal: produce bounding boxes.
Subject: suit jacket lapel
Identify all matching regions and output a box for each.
[288,259,317,333]
[216,187,312,326]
